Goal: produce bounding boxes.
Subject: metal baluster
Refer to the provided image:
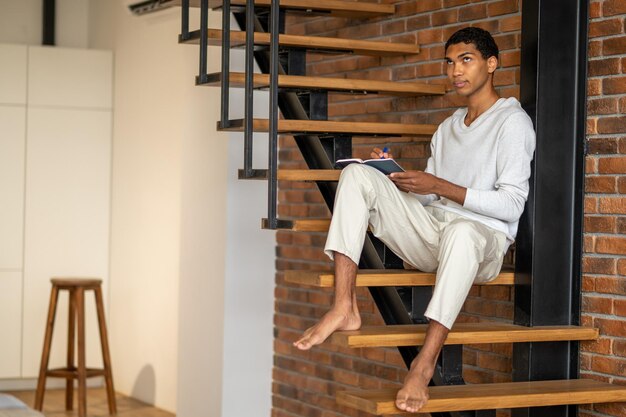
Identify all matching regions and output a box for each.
[243,0,255,177]
[197,0,209,85]
[267,0,280,228]
[221,0,231,127]
[180,0,190,42]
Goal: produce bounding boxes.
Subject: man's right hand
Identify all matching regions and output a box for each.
[371,147,393,159]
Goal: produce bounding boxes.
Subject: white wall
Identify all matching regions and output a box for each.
[1,1,276,415]
[90,1,275,415]
[0,0,89,47]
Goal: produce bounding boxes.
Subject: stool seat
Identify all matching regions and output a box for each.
[35,278,116,417]
[50,278,102,288]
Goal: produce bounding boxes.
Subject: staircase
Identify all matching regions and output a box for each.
[174,0,626,415]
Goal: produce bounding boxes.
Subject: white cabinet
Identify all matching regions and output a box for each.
[0,107,26,269]
[0,272,23,378]
[0,44,112,381]
[0,44,27,104]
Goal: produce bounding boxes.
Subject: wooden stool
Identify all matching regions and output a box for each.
[34,278,116,417]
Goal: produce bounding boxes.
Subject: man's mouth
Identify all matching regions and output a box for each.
[453,81,467,88]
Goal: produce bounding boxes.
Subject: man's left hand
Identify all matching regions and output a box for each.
[389,171,439,195]
[389,171,467,205]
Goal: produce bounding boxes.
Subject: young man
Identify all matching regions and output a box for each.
[293,27,536,412]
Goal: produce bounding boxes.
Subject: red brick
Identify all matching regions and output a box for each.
[382,20,405,36]
[582,257,617,275]
[585,175,617,193]
[415,0,442,13]
[586,157,597,174]
[620,96,626,113]
[583,294,614,314]
[615,299,626,316]
[589,39,603,57]
[603,0,626,16]
[603,35,626,55]
[598,156,626,173]
[431,9,458,26]
[580,338,612,355]
[487,0,518,17]
[595,276,626,295]
[493,69,516,86]
[595,317,626,337]
[418,28,444,44]
[618,218,626,234]
[597,116,626,134]
[585,196,598,213]
[591,355,626,374]
[584,215,616,233]
[589,18,624,38]
[407,15,431,31]
[588,138,619,154]
[603,76,626,94]
[416,62,443,77]
[499,15,520,32]
[587,78,602,96]
[443,0,470,6]
[493,33,517,51]
[615,340,626,357]
[499,50,520,68]
[459,3,487,21]
[472,20,499,34]
[589,1,601,18]
[594,402,626,417]
[595,236,626,254]
[588,97,619,115]
[588,57,621,77]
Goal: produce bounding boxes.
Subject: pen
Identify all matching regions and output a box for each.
[381,147,389,159]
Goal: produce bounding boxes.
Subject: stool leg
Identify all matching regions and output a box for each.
[35,285,60,411]
[76,288,87,417]
[66,289,76,411]
[95,286,117,414]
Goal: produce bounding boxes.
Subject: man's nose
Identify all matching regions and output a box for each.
[453,62,463,76]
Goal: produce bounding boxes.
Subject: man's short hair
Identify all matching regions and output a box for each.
[445,27,499,60]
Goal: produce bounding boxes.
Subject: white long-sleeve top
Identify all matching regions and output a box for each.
[413,97,536,247]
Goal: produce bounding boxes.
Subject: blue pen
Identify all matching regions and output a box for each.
[381,147,389,159]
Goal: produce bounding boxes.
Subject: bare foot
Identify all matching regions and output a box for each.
[395,362,435,413]
[293,307,361,350]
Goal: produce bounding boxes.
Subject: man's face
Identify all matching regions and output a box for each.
[445,42,497,98]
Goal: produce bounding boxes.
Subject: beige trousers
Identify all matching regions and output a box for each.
[324,164,508,329]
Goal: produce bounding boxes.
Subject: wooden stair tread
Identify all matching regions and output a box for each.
[183,29,421,56]
[262,218,330,231]
[285,267,515,286]
[219,119,437,136]
[202,72,445,96]
[331,323,598,348]
[278,169,341,181]
[174,0,395,17]
[337,379,626,414]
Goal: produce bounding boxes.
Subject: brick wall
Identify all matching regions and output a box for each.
[580,2,626,417]
[273,1,626,417]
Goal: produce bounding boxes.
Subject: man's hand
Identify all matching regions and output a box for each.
[389,171,438,195]
[389,171,467,206]
[371,147,392,159]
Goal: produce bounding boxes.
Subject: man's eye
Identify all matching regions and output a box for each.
[463,57,472,62]
[445,60,453,65]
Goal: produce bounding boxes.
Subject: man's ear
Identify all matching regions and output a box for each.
[487,56,498,73]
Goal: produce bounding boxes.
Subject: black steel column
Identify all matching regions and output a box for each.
[43,0,55,46]
[514,0,588,416]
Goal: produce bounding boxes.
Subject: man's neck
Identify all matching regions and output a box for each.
[465,86,500,126]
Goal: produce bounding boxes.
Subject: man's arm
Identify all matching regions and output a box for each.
[389,171,467,205]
